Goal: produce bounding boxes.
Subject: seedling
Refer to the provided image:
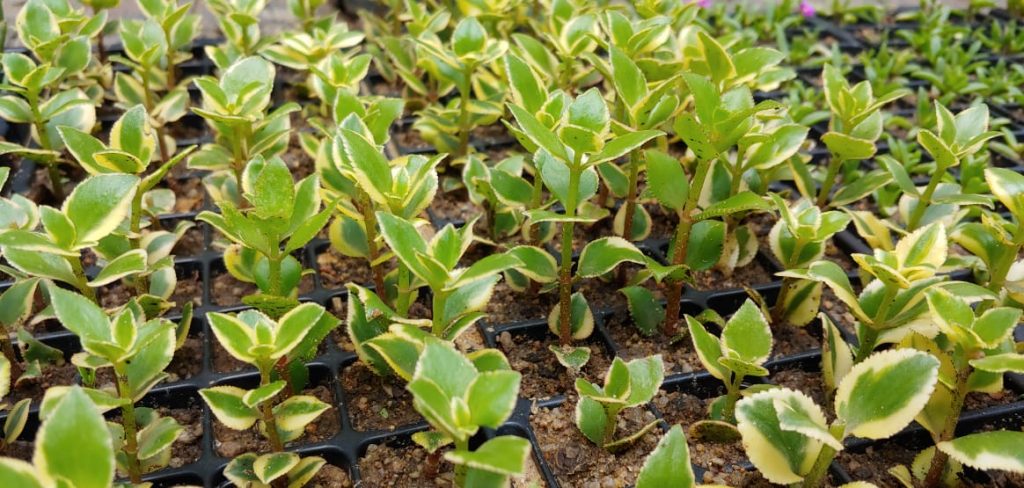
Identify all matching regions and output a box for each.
[575,355,664,451]
[634,425,697,488]
[413,16,507,157]
[954,168,1024,306]
[888,289,1024,486]
[768,196,851,326]
[736,349,940,487]
[345,284,431,378]
[795,64,908,208]
[462,154,534,241]
[687,299,772,429]
[189,56,298,201]
[50,288,183,483]
[201,304,339,486]
[205,0,271,68]
[406,338,530,486]
[0,387,116,488]
[199,156,333,315]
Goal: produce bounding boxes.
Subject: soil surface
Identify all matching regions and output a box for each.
[654,390,751,486]
[429,189,478,224]
[339,362,421,432]
[316,249,376,290]
[532,402,661,487]
[606,314,702,376]
[484,281,558,326]
[213,385,339,457]
[308,463,354,488]
[497,331,612,400]
[358,441,545,488]
[692,258,778,292]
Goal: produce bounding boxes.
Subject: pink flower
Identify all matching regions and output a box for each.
[695,0,711,8]
[799,0,816,17]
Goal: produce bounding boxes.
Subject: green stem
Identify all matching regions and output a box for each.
[69,256,97,302]
[663,155,715,335]
[259,364,284,452]
[556,152,582,346]
[453,437,470,487]
[431,289,448,337]
[723,372,744,423]
[906,164,946,231]
[923,357,972,487]
[268,254,282,297]
[854,285,898,363]
[129,191,149,295]
[621,149,643,243]
[815,155,845,208]
[115,363,143,484]
[396,265,413,316]
[800,424,843,488]
[29,89,65,202]
[358,195,388,304]
[602,405,622,447]
[455,64,475,158]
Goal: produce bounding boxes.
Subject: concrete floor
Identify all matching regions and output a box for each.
[0,0,981,49]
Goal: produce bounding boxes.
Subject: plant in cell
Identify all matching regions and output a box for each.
[0,3,99,201]
[344,283,432,378]
[375,211,529,340]
[575,354,664,451]
[201,304,339,486]
[48,287,185,483]
[413,16,508,158]
[365,0,452,110]
[405,338,530,487]
[0,355,31,454]
[884,289,1024,487]
[462,153,534,241]
[0,173,142,303]
[634,424,698,488]
[768,195,851,326]
[198,156,334,316]
[0,386,116,488]
[524,0,602,94]
[189,56,298,202]
[782,223,993,369]
[793,64,908,209]
[504,61,662,348]
[736,349,940,487]
[287,0,334,33]
[687,299,772,432]
[58,105,197,305]
[261,20,364,79]
[111,0,201,163]
[884,102,999,231]
[303,51,373,122]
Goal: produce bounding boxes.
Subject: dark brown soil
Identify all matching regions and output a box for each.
[395,125,432,152]
[654,390,752,486]
[214,385,339,457]
[208,271,316,306]
[316,249,375,290]
[98,270,203,315]
[484,281,557,326]
[771,368,831,418]
[113,404,204,469]
[837,441,916,487]
[606,314,702,376]
[308,463,354,488]
[497,331,612,400]
[166,177,204,213]
[772,324,822,356]
[172,226,205,256]
[821,288,858,337]
[211,338,251,373]
[166,333,203,382]
[339,362,421,432]
[963,388,1023,412]
[692,258,777,292]
[825,240,857,271]
[357,442,456,487]
[577,265,658,312]
[282,130,315,180]
[8,361,77,404]
[531,402,661,487]
[429,189,477,223]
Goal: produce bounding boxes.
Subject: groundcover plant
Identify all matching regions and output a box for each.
[2,0,1024,487]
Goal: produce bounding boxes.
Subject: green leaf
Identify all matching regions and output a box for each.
[206,312,257,363]
[376,212,444,288]
[200,386,258,430]
[110,105,155,163]
[575,395,608,445]
[895,222,946,270]
[452,17,485,57]
[735,389,822,485]
[447,253,523,290]
[88,249,148,287]
[569,88,609,134]
[589,129,663,166]
[50,287,110,345]
[548,292,594,340]
[136,416,182,461]
[937,431,1024,474]
[578,237,645,277]
[986,168,1024,220]
[504,53,545,113]
[507,104,567,162]
[635,425,695,488]
[272,303,325,359]
[339,128,392,206]
[0,458,43,488]
[918,129,957,169]
[273,395,330,432]
[821,313,854,393]
[243,380,286,408]
[0,278,40,328]
[822,132,876,162]
[621,286,664,336]
[548,345,591,373]
[1,248,77,285]
[696,191,771,221]
[467,370,521,428]
[36,387,114,488]
[721,299,772,365]
[254,452,300,485]
[685,220,726,271]
[687,316,727,381]
[773,389,841,450]
[505,246,558,283]
[224,453,260,486]
[969,354,1024,374]
[836,349,939,440]
[64,174,140,247]
[444,436,531,476]
[644,150,686,211]
[625,355,664,407]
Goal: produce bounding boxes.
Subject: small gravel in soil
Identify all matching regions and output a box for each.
[532,402,661,487]
[692,259,777,292]
[498,331,612,400]
[358,441,545,488]
[173,227,205,256]
[429,189,478,224]
[606,314,701,376]
[339,363,422,432]
[307,463,353,488]
[316,249,375,290]
[209,271,315,306]
[214,385,339,457]
[485,281,557,326]
[7,361,77,404]
[654,390,752,486]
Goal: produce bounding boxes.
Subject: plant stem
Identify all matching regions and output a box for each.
[853,285,898,363]
[455,63,476,159]
[905,165,945,231]
[431,289,448,337]
[268,255,282,297]
[259,364,284,452]
[453,437,470,487]
[358,195,388,303]
[621,149,643,243]
[69,256,97,302]
[815,155,845,208]
[723,372,743,423]
[602,405,622,447]
[115,363,143,484]
[556,152,582,345]
[923,357,972,487]
[129,191,149,295]
[663,155,715,335]
[800,424,843,488]
[396,265,413,316]
[46,164,65,202]
[525,167,545,295]
[29,90,65,202]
